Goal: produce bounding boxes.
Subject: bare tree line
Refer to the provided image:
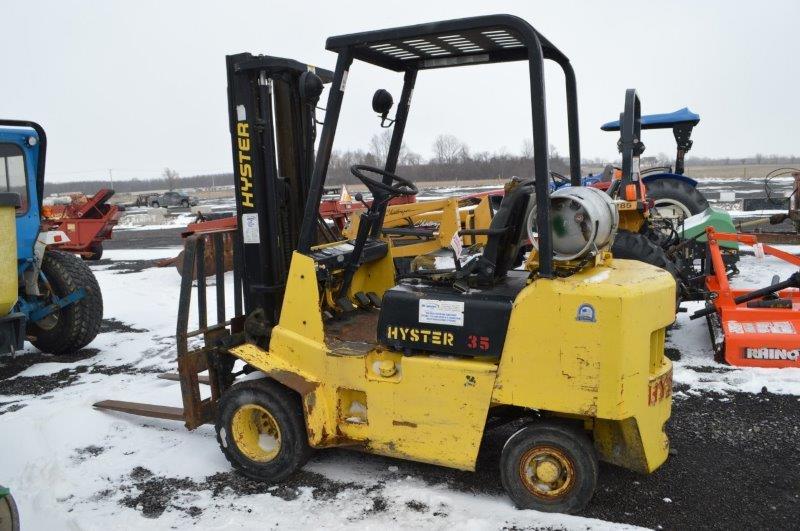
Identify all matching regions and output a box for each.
[43,130,800,195]
[325,130,569,185]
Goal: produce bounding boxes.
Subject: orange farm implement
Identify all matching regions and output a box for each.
[691,227,800,367]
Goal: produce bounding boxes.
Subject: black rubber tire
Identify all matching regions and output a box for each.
[150,201,159,208]
[0,491,20,531]
[612,230,681,282]
[216,379,312,482]
[83,243,103,261]
[181,199,189,207]
[645,178,708,217]
[28,250,103,355]
[500,422,598,514]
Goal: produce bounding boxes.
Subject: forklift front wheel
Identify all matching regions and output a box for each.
[0,490,20,531]
[215,379,312,482]
[500,422,598,514]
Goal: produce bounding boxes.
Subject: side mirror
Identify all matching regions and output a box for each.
[372,89,394,120]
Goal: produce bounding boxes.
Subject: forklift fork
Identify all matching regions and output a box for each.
[94,232,247,429]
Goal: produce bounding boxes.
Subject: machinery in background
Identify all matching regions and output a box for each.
[737,169,800,244]
[600,106,709,228]
[0,120,102,356]
[41,188,122,260]
[96,16,675,515]
[591,92,738,301]
[691,227,800,368]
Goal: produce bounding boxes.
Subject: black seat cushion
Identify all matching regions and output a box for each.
[377,271,529,357]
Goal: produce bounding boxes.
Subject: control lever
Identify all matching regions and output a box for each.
[354,192,370,210]
[337,193,390,302]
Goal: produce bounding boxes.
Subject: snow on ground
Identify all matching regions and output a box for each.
[116,209,197,231]
[2,242,799,530]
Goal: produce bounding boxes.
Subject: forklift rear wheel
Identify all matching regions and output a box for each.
[216,379,311,482]
[83,243,103,261]
[0,491,20,531]
[500,422,598,514]
[29,250,103,355]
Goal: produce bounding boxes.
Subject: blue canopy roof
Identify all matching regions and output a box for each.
[601,107,700,131]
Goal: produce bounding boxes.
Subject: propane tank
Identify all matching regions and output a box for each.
[527,186,618,262]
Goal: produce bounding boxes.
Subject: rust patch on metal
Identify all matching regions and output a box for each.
[325,311,380,355]
[269,370,318,395]
[392,420,418,428]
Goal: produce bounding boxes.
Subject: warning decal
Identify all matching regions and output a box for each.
[242,213,260,244]
[419,299,465,327]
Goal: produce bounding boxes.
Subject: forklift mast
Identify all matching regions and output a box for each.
[226,55,332,324]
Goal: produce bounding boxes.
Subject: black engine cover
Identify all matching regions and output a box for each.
[377,271,528,357]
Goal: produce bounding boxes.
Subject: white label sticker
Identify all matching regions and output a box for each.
[242,213,260,244]
[236,104,246,121]
[340,70,349,92]
[727,320,796,335]
[419,299,464,327]
[450,232,463,259]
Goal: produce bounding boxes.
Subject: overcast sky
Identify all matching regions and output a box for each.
[3,1,798,183]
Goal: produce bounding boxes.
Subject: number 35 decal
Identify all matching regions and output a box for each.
[467,335,490,351]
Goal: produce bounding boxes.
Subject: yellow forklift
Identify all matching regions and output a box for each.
[96,16,675,514]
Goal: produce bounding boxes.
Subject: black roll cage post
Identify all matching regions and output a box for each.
[613,89,644,198]
[671,123,693,176]
[298,14,583,279]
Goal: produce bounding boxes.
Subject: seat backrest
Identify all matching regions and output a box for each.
[479,179,535,280]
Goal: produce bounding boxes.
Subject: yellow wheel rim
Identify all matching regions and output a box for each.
[231,404,282,462]
[519,445,575,499]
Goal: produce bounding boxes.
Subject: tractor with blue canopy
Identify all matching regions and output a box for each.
[0,120,102,356]
[591,97,738,301]
[601,106,709,225]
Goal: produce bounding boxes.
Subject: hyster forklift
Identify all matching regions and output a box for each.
[96,16,675,514]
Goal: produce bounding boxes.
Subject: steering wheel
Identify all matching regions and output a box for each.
[550,171,570,187]
[350,165,418,198]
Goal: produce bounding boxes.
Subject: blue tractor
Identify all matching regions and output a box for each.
[0,120,102,356]
[552,107,708,215]
[601,107,709,224]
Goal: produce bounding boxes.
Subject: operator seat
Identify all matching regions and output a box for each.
[377,179,535,357]
[464,178,535,283]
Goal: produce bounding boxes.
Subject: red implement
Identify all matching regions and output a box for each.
[696,228,800,367]
[41,188,122,259]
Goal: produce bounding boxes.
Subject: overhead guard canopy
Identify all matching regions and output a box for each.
[300,15,581,279]
[325,14,571,71]
[601,107,700,131]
